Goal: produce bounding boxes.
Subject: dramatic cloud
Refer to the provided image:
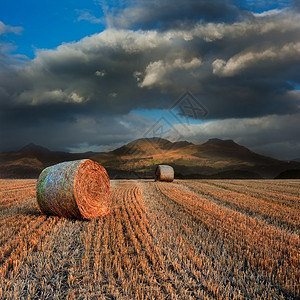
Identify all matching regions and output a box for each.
[2,10,299,110]
[0,107,156,153]
[213,42,300,77]
[0,1,299,158]
[105,0,249,30]
[138,57,202,89]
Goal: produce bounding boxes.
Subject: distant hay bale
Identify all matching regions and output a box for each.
[155,165,174,182]
[36,159,111,219]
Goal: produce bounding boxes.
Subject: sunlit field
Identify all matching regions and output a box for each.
[0,179,299,299]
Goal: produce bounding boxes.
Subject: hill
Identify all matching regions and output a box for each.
[0,138,299,179]
[0,143,99,178]
[275,169,300,179]
[92,138,300,179]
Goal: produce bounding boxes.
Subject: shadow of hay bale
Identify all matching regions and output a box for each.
[21,206,41,216]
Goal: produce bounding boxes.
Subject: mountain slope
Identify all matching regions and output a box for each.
[1,138,299,178]
[0,144,99,178]
[92,138,300,179]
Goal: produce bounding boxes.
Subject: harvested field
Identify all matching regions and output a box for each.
[0,179,299,299]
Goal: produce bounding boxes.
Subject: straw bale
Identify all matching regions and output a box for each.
[155,165,174,182]
[36,159,111,219]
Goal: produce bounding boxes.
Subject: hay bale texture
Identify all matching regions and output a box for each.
[155,165,174,182]
[36,159,111,219]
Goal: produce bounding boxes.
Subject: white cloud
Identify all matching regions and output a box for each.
[213,42,300,76]
[139,60,164,87]
[77,10,104,24]
[253,9,282,17]
[22,89,86,105]
[95,70,106,77]
[81,29,171,53]
[70,92,85,103]
[0,21,23,35]
[154,10,300,43]
[139,57,202,88]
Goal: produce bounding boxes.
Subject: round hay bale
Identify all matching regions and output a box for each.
[155,165,174,182]
[36,159,111,219]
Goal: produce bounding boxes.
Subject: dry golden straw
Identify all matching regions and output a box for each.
[36,159,111,219]
[155,165,174,182]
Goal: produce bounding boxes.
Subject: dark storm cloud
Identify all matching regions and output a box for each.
[0,100,156,152]
[105,0,249,30]
[294,0,300,9]
[8,9,298,116]
[0,3,299,157]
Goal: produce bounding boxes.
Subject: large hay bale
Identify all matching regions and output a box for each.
[155,165,174,182]
[36,159,111,219]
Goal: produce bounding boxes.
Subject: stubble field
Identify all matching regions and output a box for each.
[0,179,299,299]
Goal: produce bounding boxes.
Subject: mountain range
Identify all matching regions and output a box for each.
[0,138,299,179]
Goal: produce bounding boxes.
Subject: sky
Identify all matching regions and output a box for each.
[0,0,299,159]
